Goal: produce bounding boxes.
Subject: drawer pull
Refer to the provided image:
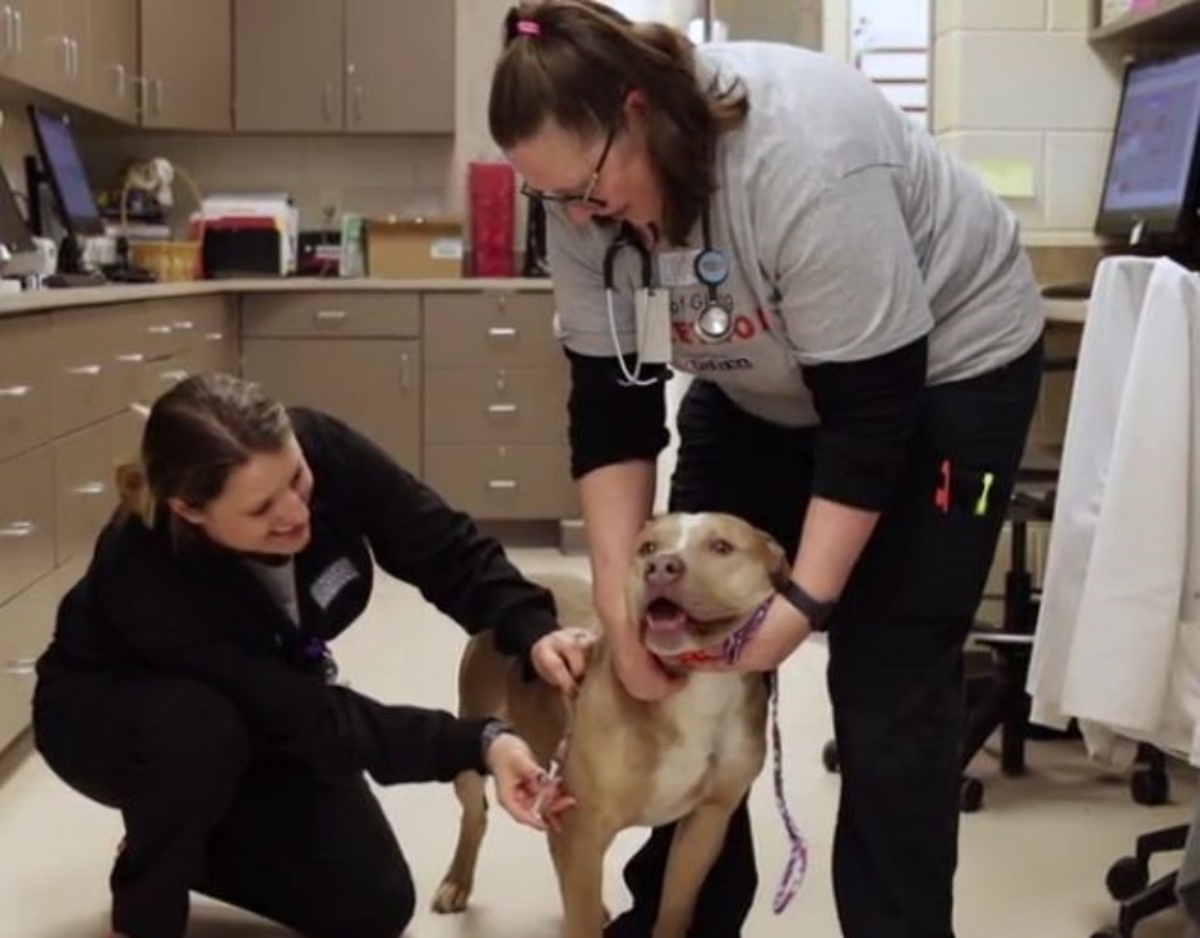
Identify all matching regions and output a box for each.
[173,320,195,331]
[0,521,35,538]
[315,310,347,322]
[204,331,225,342]
[0,384,30,398]
[487,403,518,416]
[147,324,173,335]
[116,352,146,363]
[71,482,106,496]
[159,370,189,383]
[487,479,519,492]
[67,364,102,376]
[2,658,36,676]
[488,326,518,339]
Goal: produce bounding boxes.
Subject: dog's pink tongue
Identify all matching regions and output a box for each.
[645,606,688,638]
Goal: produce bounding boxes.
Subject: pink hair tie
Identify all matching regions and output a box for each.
[516,19,541,36]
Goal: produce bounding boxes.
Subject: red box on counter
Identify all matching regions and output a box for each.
[468,161,515,277]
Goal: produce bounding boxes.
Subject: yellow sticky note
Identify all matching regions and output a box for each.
[970,159,1037,200]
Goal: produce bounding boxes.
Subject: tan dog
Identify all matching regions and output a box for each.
[432,512,792,938]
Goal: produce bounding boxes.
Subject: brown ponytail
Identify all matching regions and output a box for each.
[489,0,748,246]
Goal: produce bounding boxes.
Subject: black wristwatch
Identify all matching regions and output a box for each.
[778,580,836,632]
[479,718,518,771]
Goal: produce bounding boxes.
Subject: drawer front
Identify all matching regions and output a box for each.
[0,316,53,462]
[0,557,87,754]
[0,448,55,608]
[423,292,559,367]
[142,300,191,359]
[51,305,146,436]
[424,367,568,444]
[138,353,191,407]
[53,412,143,567]
[186,301,240,376]
[242,293,420,338]
[424,443,577,520]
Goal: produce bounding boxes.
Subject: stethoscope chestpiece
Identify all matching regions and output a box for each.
[693,302,734,344]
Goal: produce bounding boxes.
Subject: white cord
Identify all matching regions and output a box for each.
[606,287,659,387]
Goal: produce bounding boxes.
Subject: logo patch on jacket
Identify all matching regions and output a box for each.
[310,558,361,610]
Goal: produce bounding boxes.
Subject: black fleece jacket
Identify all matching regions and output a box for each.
[35,407,560,785]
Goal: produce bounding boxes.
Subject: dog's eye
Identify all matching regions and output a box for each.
[637,541,657,557]
[710,538,735,555]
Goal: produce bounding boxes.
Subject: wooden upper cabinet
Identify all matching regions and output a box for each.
[345,0,454,134]
[234,0,344,132]
[140,0,232,131]
[0,0,70,95]
[85,0,139,124]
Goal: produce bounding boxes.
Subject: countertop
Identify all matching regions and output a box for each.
[0,276,555,318]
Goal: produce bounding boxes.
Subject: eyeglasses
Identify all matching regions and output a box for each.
[519,123,617,208]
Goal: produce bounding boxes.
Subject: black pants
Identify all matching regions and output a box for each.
[32,672,414,938]
[606,338,1043,938]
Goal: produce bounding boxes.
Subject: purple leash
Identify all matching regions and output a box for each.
[719,597,809,914]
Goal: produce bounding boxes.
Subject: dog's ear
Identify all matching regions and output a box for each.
[759,533,792,589]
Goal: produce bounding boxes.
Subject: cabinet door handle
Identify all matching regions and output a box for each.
[107,62,126,99]
[67,364,102,376]
[314,309,346,322]
[399,353,411,391]
[131,75,149,114]
[12,7,20,55]
[488,326,517,339]
[487,403,518,416]
[0,521,35,538]
[71,482,106,496]
[3,7,14,60]
[487,479,518,492]
[2,658,36,676]
[0,384,30,398]
[70,37,79,81]
[153,78,164,115]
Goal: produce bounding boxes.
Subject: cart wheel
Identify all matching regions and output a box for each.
[1105,855,1148,901]
[1131,768,1169,806]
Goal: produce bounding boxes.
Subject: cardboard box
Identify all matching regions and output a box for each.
[366,216,464,279]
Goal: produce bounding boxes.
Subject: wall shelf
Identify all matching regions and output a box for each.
[1091,0,1200,52]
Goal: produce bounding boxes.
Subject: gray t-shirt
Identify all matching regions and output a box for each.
[245,556,301,626]
[547,42,1045,428]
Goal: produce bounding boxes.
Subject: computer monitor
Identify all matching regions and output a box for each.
[0,165,33,256]
[26,106,105,239]
[1095,49,1200,247]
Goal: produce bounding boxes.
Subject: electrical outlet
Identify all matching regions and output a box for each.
[318,188,341,229]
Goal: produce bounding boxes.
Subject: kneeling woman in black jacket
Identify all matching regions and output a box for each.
[32,372,581,938]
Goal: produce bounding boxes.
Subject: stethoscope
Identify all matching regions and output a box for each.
[603,209,732,387]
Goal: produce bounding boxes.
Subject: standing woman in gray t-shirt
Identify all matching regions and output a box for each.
[489,2,1045,936]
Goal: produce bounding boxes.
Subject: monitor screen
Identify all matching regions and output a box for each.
[27,106,105,237]
[0,165,33,255]
[1096,49,1200,241]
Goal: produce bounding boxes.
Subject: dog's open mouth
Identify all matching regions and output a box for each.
[644,598,691,638]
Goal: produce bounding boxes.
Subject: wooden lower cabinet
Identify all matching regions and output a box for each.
[241,337,422,477]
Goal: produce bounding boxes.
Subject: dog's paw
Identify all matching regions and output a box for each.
[430,879,472,915]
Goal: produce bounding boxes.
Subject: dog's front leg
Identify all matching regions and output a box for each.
[651,801,739,938]
[550,814,616,938]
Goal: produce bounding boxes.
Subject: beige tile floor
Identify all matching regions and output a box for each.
[0,546,1194,938]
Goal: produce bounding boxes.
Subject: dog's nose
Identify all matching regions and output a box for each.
[645,552,686,584]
